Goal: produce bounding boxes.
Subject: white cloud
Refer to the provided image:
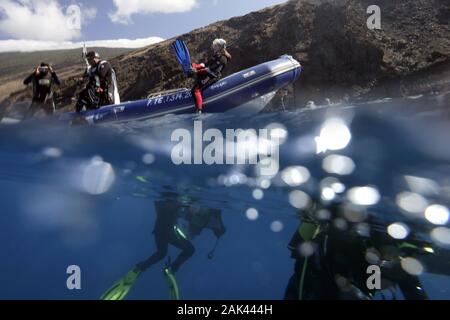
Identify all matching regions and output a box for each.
[110,0,198,24]
[80,5,97,24]
[0,36,164,52]
[0,0,96,41]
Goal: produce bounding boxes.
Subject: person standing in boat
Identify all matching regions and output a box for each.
[23,62,61,119]
[191,38,232,114]
[75,51,120,113]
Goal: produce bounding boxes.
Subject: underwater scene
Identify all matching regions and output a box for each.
[1,94,449,300]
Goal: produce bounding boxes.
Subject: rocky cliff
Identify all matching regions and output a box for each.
[1,0,449,115]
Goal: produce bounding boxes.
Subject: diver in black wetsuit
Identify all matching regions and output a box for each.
[100,193,226,300]
[23,62,61,119]
[76,51,119,113]
[284,201,430,300]
[135,199,195,274]
[284,202,346,300]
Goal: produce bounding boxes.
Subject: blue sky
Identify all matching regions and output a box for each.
[0,0,288,51]
[72,0,287,40]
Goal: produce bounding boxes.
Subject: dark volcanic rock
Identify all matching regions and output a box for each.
[1,0,449,115]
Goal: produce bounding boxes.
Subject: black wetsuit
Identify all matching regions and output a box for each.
[76,60,114,113]
[284,210,429,300]
[23,70,60,118]
[136,200,195,273]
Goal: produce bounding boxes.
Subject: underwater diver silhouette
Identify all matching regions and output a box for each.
[101,192,226,300]
[284,200,431,300]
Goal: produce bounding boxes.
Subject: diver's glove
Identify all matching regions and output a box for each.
[187,68,196,78]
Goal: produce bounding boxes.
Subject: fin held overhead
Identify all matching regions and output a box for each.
[171,39,192,76]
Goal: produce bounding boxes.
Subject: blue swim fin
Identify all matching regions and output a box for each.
[172,39,192,76]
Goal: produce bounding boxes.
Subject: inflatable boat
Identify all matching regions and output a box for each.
[56,55,302,124]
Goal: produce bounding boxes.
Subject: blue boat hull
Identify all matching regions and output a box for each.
[57,55,302,124]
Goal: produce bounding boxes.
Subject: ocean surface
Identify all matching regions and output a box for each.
[0,93,449,300]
